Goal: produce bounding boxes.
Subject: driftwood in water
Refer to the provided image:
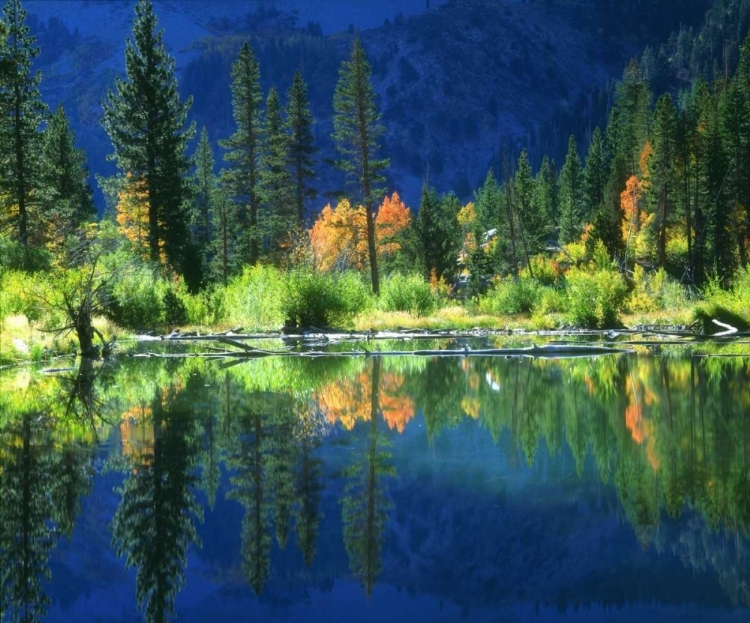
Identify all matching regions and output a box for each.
[132,343,632,361]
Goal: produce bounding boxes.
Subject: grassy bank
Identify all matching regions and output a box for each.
[4,257,749,366]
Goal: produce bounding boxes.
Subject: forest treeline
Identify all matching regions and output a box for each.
[3,0,750,358]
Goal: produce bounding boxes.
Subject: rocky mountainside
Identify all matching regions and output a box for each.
[25,0,704,210]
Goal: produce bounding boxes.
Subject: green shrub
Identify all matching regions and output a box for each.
[224,265,285,330]
[537,287,567,315]
[628,266,690,313]
[0,271,49,321]
[380,274,437,316]
[177,287,226,326]
[105,267,166,329]
[163,288,189,327]
[478,276,541,315]
[0,235,51,272]
[565,266,627,328]
[521,256,559,287]
[282,269,370,329]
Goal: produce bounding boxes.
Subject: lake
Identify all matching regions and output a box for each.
[0,349,748,622]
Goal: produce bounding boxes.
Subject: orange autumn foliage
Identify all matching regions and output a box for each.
[379,372,415,433]
[624,374,660,472]
[315,370,414,433]
[310,199,368,272]
[376,192,411,257]
[309,192,412,272]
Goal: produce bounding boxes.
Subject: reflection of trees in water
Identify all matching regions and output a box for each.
[111,385,202,623]
[226,391,305,594]
[341,358,396,596]
[228,407,273,595]
[0,411,93,623]
[295,423,323,568]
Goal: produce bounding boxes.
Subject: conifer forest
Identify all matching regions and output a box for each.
[3,3,750,623]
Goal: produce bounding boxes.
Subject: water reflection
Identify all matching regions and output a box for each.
[111,384,202,623]
[0,352,748,621]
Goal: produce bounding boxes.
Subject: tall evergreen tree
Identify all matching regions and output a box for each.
[102,0,194,271]
[285,70,317,227]
[209,188,238,286]
[40,104,95,246]
[533,156,558,227]
[259,87,294,255]
[411,183,459,282]
[0,0,46,251]
[189,127,216,286]
[514,149,544,257]
[220,42,263,266]
[191,127,215,253]
[651,93,678,268]
[582,127,608,224]
[333,38,389,295]
[696,83,734,285]
[617,59,652,175]
[599,107,628,258]
[559,136,584,245]
[720,34,750,267]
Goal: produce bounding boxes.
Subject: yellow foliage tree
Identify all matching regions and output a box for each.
[309,199,368,271]
[309,192,412,273]
[116,173,160,260]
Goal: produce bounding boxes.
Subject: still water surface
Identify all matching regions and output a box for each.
[0,352,749,622]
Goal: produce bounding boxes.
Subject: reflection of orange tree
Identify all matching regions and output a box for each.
[315,370,414,433]
[120,404,154,466]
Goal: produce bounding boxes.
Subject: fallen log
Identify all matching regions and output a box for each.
[132,343,632,361]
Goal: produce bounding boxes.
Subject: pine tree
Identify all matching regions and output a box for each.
[599,107,628,258]
[474,170,502,232]
[220,42,263,267]
[696,83,734,285]
[260,87,294,256]
[191,127,215,252]
[333,38,389,295]
[720,33,750,267]
[0,0,47,251]
[285,70,317,227]
[514,149,544,257]
[651,93,677,268]
[559,136,583,245]
[411,183,459,282]
[617,59,652,175]
[189,127,216,285]
[534,156,558,227]
[40,104,95,247]
[102,0,194,271]
[209,188,238,286]
[583,127,608,225]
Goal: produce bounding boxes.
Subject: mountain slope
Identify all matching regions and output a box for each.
[24,0,702,209]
